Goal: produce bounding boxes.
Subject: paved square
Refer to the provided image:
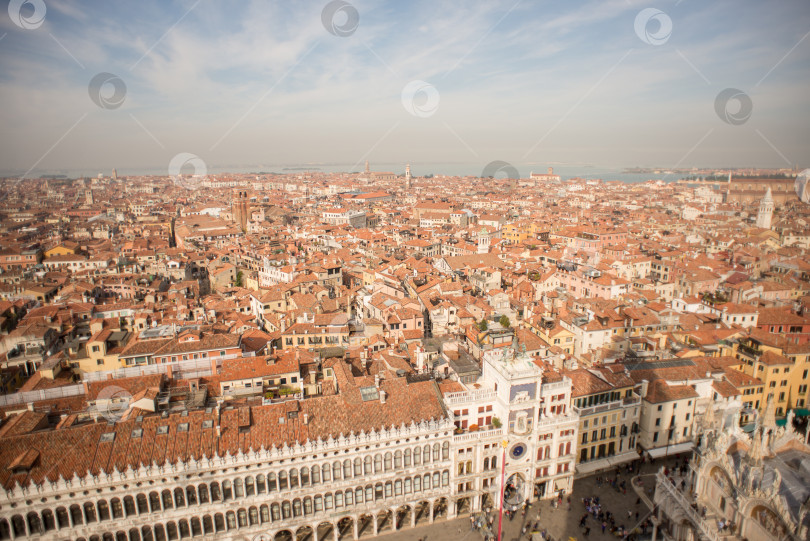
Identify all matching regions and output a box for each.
[374,457,683,541]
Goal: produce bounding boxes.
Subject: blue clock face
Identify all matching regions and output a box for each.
[510,443,526,460]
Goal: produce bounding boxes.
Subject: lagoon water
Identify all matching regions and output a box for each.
[12,163,680,184]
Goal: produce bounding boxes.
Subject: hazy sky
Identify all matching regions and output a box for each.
[1,0,809,177]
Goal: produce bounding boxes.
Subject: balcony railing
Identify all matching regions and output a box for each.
[737,342,760,357]
[223,386,264,398]
[573,395,640,417]
[444,389,497,405]
[536,413,578,429]
[655,471,718,541]
[453,426,505,443]
[541,379,571,392]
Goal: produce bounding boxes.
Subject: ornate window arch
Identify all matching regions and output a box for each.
[289,468,299,488]
[210,482,221,501]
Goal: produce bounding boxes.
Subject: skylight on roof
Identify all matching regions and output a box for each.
[360,386,380,402]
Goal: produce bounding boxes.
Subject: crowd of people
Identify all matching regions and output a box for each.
[530,459,657,540]
[469,455,700,541]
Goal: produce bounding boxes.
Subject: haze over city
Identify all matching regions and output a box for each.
[1,0,809,177]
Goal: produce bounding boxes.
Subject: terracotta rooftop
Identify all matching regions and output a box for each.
[0,376,447,489]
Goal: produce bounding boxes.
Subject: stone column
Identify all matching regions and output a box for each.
[391,507,398,531]
[333,521,340,541]
[372,515,378,536]
[311,523,319,541]
[411,506,416,528]
[429,501,434,524]
[352,518,359,540]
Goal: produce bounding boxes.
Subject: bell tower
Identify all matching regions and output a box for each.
[756,187,774,229]
[232,190,249,232]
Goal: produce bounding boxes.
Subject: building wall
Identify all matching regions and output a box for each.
[0,421,456,541]
[574,396,640,464]
[638,397,697,451]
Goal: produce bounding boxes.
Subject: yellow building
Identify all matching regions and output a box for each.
[727,329,810,416]
[44,242,79,259]
[723,366,764,425]
[530,321,575,355]
[566,366,641,472]
[281,314,351,350]
[68,329,132,373]
[502,221,540,244]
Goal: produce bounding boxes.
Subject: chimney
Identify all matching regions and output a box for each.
[303,413,309,425]
[374,374,380,388]
[211,358,217,374]
[379,390,386,404]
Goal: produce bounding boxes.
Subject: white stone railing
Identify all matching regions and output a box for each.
[84,352,256,383]
[85,357,216,382]
[655,471,718,541]
[452,427,505,444]
[535,413,578,429]
[0,383,85,407]
[573,395,640,417]
[444,389,497,405]
[540,378,571,393]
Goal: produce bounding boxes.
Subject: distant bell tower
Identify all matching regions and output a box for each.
[112,168,117,180]
[756,187,774,229]
[726,172,732,202]
[405,163,411,189]
[232,189,250,232]
[365,160,370,175]
[477,228,490,254]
